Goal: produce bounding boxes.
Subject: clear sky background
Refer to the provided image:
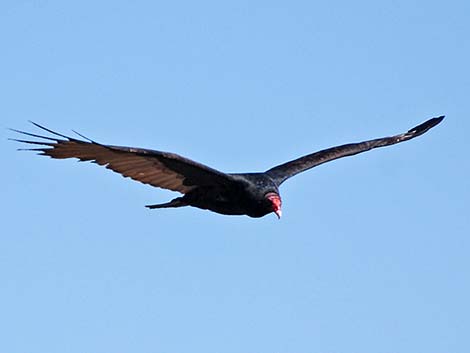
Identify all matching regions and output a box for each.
[1,1,469,352]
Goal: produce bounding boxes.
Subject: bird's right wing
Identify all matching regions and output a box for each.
[266,116,444,186]
[11,122,237,194]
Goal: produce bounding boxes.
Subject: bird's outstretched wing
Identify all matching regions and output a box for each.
[266,116,444,186]
[11,122,235,194]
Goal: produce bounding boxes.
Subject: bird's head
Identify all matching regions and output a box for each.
[265,192,282,219]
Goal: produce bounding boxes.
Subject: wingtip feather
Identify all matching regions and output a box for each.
[408,115,445,136]
[28,121,72,139]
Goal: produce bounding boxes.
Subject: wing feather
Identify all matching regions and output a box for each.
[12,123,235,194]
[266,116,444,185]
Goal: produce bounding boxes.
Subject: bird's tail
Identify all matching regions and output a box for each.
[145,197,187,209]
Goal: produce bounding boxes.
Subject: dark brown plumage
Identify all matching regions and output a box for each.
[11,116,444,218]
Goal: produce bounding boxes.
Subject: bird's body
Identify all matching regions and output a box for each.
[11,116,444,219]
[153,173,280,218]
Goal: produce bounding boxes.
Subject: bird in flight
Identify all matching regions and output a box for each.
[11,116,444,219]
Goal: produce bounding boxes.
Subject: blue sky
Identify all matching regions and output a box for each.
[2,1,469,352]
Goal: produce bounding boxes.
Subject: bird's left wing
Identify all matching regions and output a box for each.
[266,116,444,186]
[11,122,236,194]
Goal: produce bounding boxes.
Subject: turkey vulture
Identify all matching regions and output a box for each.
[11,116,444,219]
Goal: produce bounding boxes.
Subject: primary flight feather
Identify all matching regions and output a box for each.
[12,116,444,219]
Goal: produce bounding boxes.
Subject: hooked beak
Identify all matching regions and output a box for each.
[266,192,282,220]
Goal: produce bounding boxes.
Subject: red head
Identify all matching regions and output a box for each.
[266,192,282,219]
